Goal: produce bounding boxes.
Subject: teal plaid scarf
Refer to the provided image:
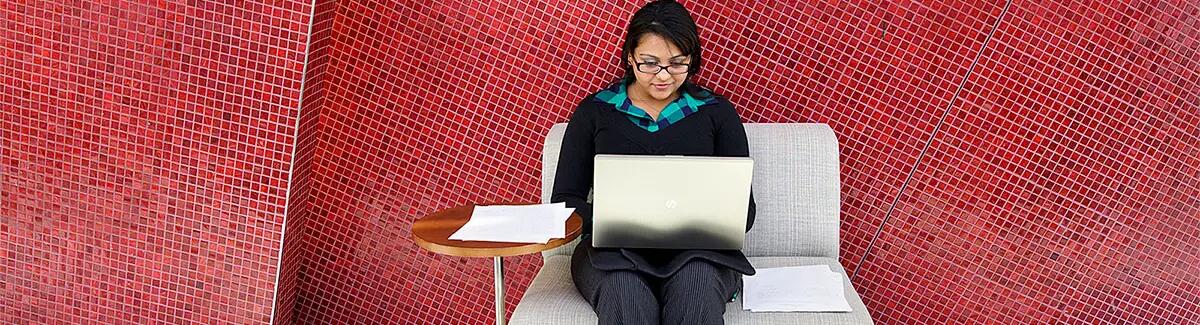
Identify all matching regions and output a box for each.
[594,82,715,132]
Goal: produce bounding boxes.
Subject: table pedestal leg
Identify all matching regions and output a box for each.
[494,256,505,325]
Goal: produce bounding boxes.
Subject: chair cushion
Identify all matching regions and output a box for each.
[723,257,875,325]
[510,255,874,325]
[509,255,598,324]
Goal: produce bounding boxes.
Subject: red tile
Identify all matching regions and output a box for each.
[285,0,1007,323]
[1,0,313,324]
[855,0,1200,323]
[6,0,1199,324]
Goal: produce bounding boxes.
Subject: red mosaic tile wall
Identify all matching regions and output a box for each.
[287,0,1199,323]
[4,0,1197,324]
[854,0,1200,323]
[1,0,312,323]
[272,0,337,323]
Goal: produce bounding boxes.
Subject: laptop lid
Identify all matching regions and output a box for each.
[591,154,754,250]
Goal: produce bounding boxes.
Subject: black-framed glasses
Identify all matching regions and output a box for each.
[635,61,690,75]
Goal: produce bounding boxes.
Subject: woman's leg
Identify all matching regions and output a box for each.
[571,240,659,325]
[658,259,739,325]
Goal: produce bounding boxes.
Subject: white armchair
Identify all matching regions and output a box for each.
[510,123,875,324]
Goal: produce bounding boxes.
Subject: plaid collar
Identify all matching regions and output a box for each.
[594,82,715,132]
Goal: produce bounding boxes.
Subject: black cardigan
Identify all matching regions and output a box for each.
[551,90,758,277]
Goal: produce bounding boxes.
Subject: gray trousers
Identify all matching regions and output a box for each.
[571,244,741,325]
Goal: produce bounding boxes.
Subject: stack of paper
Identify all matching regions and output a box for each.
[742,265,852,312]
[447,203,574,244]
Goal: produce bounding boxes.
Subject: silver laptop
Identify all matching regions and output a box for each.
[591,154,754,250]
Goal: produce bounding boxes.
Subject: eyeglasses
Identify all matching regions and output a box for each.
[634,61,691,75]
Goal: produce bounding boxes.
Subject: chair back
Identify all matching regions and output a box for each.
[539,123,842,259]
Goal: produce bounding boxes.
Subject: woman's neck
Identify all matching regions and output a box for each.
[626,84,679,110]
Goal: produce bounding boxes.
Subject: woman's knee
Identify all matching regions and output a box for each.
[661,261,728,301]
[592,271,659,322]
[666,261,721,286]
[596,271,653,297]
[660,262,730,324]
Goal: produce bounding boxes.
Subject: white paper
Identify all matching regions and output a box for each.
[448,203,574,244]
[742,265,853,312]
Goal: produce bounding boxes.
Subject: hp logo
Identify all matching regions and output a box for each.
[664,199,678,209]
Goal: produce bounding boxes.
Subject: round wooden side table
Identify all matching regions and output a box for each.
[412,203,583,325]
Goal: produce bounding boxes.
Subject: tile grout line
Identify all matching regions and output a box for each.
[269,0,325,323]
[850,0,1013,282]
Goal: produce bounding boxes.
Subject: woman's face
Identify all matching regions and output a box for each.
[626,33,691,102]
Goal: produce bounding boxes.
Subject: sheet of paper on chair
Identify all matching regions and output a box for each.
[742,265,852,312]
[447,203,574,243]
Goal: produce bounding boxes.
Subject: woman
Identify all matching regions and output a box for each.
[550,1,756,324]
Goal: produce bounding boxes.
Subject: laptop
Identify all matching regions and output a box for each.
[591,154,754,250]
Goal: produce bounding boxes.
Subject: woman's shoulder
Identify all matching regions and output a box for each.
[570,82,623,114]
[564,89,611,123]
[586,80,625,104]
[706,94,734,110]
[698,91,739,119]
[685,84,731,109]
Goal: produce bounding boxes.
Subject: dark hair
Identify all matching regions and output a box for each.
[617,0,717,99]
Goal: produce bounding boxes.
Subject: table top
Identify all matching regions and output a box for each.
[411,203,584,258]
